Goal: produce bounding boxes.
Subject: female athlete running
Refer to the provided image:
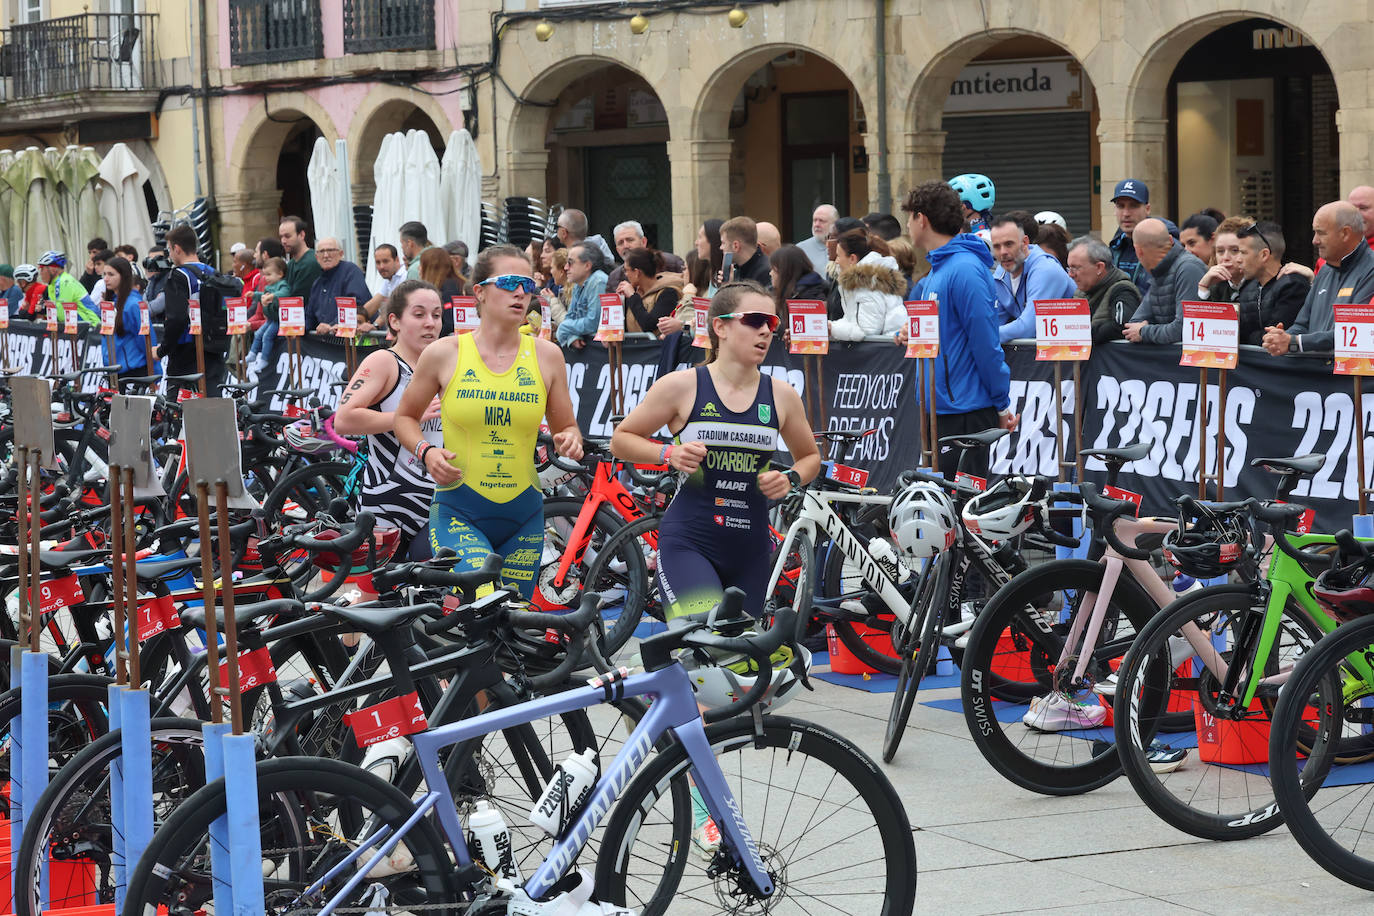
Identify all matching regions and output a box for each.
[395,245,583,596]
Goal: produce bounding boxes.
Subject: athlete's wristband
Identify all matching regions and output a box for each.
[658,442,673,466]
[416,442,434,464]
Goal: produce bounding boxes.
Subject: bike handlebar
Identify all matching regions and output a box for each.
[1079,483,1151,560]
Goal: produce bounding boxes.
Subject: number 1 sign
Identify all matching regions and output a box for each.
[1335,305,1374,375]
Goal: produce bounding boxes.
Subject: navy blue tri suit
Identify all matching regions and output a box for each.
[657,366,780,620]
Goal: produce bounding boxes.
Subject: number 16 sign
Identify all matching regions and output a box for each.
[1335,304,1374,375]
[1034,299,1091,360]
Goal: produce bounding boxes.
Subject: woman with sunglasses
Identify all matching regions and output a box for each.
[611,280,821,622]
[395,245,583,597]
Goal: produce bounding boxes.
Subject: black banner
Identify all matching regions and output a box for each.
[0,320,106,383]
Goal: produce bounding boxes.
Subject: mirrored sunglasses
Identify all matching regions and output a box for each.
[718,311,780,332]
[478,274,538,294]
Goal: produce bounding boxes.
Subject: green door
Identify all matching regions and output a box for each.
[584,143,673,252]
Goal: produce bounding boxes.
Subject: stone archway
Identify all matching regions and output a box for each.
[349,89,454,199]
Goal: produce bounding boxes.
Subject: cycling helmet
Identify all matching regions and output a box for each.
[284,421,336,455]
[1313,555,1374,624]
[889,481,958,559]
[1161,503,1249,580]
[686,642,812,712]
[1035,211,1067,230]
[962,476,1044,542]
[949,173,995,213]
[36,250,66,268]
[975,228,993,249]
[13,264,37,283]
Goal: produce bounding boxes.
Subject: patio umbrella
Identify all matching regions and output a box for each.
[308,136,354,262]
[439,129,482,252]
[5,147,64,263]
[364,132,402,292]
[56,146,102,259]
[96,143,154,258]
[402,129,444,247]
[335,138,356,264]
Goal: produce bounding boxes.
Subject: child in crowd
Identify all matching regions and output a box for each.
[248,256,289,372]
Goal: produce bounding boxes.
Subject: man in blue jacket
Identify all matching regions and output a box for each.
[899,181,1017,479]
[555,243,609,349]
[990,211,1078,343]
[306,238,372,333]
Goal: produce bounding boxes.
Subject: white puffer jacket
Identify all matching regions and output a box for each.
[831,251,908,341]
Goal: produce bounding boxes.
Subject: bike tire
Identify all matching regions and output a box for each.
[883,555,944,763]
[122,755,459,915]
[536,498,642,613]
[959,558,1157,795]
[595,714,916,915]
[1269,614,1374,890]
[581,513,661,658]
[766,530,815,644]
[824,538,903,676]
[0,673,114,812]
[1113,585,1322,840]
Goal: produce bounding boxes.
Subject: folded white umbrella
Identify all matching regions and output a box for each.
[96,143,154,258]
[439,129,482,252]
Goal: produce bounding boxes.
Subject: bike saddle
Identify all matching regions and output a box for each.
[1081,441,1151,463]
[134,557,202,582]
[37,546,107,569]
[815,428,876,443]
[1251,454,1325,477]
[266,387,312,401]
[937,427,1008,450]
[119,375,161,390]
[53,370,85,383]
[321,602,434,635]
[2,365,26,376]
[220,380,257,395]
[165,373,204,385]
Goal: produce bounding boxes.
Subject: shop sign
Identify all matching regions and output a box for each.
[944,58,1085,115]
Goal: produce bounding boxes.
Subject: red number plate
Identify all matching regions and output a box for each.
[176,389,199,403]
[344,691,428,748]
[136,594,181,642]
[217,647,278,693]
[284,404,307,418]
[1103,485,1143,516]
[827,464,870,488]
[36,575,84,616]
[955,472,988,492]
[1276,501,1316,535]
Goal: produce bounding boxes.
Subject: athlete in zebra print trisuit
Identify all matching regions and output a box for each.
[333,279,445,560]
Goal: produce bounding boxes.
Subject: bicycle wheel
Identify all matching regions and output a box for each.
[122,756,459,916]
[1267,615,1374,889]
[883,555,944,763]
[595,714,916,915]
[825,537,904,676]
[765,530,815,644]
[959,559,1157,795]
[581,513,661,659]
[13,718,206,916]
[1114,586,1322,840]
[536,498,641,613]
[0,674,113,816]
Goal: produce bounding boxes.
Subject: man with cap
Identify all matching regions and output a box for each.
[1109,179,1153,296]
[0,266,20,317]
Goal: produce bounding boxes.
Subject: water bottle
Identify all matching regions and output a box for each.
[867,537,910,582]
[1172,573,1202,595]
[528,749,598,837]
[361,736,410,785]
[468,800,522,882]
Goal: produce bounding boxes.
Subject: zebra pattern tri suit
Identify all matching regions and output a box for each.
[358,349,442,554]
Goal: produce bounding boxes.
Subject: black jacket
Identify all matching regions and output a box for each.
[1237,272,1309,346]
[733,248,772,288]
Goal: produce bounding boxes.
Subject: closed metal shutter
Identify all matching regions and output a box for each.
[941,111,1092,237]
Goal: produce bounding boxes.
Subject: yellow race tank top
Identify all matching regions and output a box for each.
[439,332,545,500]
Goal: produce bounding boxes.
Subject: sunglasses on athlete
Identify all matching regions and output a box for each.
[717,311,780,332]
[477,274,538,294]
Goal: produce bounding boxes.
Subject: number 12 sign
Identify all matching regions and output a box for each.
[1335,304,1374,375]
[1180,301,1238,369]
[1034,299,1091,361]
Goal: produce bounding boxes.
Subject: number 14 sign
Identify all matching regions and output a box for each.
[1180,301,1238,369]
[1335,305,1374,375]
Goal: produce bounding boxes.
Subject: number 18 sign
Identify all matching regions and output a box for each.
[1034,299,1091,360]
[1335,304,1374,375]
[1180,301,1238,369]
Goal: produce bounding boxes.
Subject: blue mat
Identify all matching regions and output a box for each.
[814,671,961,694]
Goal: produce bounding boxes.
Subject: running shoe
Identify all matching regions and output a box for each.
[1022,692,1108,731]
[1146,740,1188,774]
[1092,672,1118,697]
[692,818,722,860]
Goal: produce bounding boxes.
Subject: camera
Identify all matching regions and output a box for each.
[143,253,173,272]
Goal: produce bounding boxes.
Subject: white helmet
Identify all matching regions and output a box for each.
[962,476,1043,542]
[1035,211,1067,230]
[889,482,958,559]
[284,421,336,455]
[686,643,811,713]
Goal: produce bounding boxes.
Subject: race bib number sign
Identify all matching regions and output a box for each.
[139,301,151,336]
[904,300,939,358]
[135,594,181,642]
[226,297,247,335]
[595,293,624,342]
[787,299,828,355]
[1034,299,1092,361]
[100,304,116,336]
[826,463,870,488]
[36,574,84,617]
[451,296,479,334]
[692,296,711,348]
[63,306,78,336]
[45,302,57,333]
[1334,304,1374,375]
[1103,485,1143,517]
[539,301,552,340]
[955,471,987,492]
[345,691,428,748]
[1180,301,1238,369]
[279,297,304,337]
[218,646,278,693]
[189,300,202,335]
[336,297,357,338]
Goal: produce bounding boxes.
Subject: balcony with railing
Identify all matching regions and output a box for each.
[229,0,324,66]
[344,0,434,54]
[0,13,159,103]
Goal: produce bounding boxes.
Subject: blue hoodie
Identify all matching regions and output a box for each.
[993,243,1078,343]
[911,234,1010,415]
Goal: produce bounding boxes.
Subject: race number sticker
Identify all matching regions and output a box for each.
[1180,301,1238,369]
[344,691,428,748]
[692,296,711,348]
[217,646,278,693]
[226,297,248,335]
[36,575,84,616]
[904,300,939,358]
[1334,304,1374,375]
[336,297,357,338]
[451,296,479,334]
[1103,485,1143,517]
[135,594,181,642]
[826,463,870,488]
[139,301,151,335]
[595,293,624,342]
[100,304,116,336]
[279,297,305,337]
[787,299,828,355]
[1034,299,1092,361]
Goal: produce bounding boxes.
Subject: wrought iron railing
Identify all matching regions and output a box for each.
[343,0,435,54]
[228,0,323,66]
[0,13,159,101]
